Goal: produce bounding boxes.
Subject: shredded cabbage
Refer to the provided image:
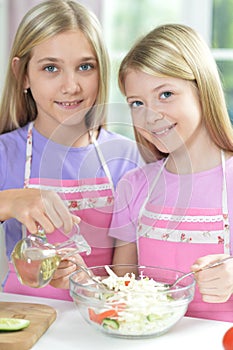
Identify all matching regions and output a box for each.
[92,266,187,336]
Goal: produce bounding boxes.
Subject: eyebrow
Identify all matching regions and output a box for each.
[37,56,97,64]
[126,83,174,100]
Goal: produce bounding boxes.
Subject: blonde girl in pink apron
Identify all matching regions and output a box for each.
[109,24,233,321]
[135,151,233,321]
[0,1,142,299]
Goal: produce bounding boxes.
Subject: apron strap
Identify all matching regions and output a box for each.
[221,150,230,254]
[24,121,34,188]
[138,157,168,222]
[23,121,34,237]
[137,157,168,258]
[89,130,114,191]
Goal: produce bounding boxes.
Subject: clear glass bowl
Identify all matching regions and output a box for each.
[69,264,195,339]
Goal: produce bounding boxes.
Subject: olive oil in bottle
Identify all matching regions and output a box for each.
[11,240,61,288]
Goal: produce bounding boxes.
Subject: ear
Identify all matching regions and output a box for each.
[11,56,30,89]
[11,57,20,78]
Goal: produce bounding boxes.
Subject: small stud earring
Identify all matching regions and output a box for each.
[24,89,28,94]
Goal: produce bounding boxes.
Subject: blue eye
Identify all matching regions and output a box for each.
[130,101,143,108]
[79,64,93,71]
[160,91,172,99]
[44,65,58,73]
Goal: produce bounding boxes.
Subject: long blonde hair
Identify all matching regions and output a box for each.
[119,24,233,162]
[0,0,109,134]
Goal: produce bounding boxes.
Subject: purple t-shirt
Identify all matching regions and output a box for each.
[0,124,143,258]
[109,158,233,254]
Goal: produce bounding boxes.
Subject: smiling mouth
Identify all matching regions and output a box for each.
[152,123,177,136]
[57,100,83,107]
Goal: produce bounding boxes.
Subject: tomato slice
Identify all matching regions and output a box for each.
[88,308,118,324]
[223,326,233,350]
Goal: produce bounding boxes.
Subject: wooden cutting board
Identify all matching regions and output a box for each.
[0,301,57,350]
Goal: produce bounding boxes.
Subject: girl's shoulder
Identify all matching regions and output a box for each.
[0,125,29,188]
[0,125,29,163]
[0,124,28,156]
[0,125,28,146]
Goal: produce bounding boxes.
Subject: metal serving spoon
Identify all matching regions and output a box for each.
[163,256,233,290]
[72,264,112,290]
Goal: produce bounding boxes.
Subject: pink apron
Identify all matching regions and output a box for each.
[137,152,233,321]
[4,122,114,300]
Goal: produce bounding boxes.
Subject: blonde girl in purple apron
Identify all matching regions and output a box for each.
[0,1,142,299]
[109,24,233,321]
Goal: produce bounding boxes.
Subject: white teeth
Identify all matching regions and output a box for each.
[154,128,169,135]
[153,124,174,135]
[61,101,79,106]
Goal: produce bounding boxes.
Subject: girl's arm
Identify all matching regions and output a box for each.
[112,239,138,275]
[0,188,78,234]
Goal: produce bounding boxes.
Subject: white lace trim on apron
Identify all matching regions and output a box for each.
[138,224,224,243]
[28,182,113,193]
[142,209,223,223]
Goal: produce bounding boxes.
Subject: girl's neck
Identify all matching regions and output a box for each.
[166,147,222,174]
[166,133,223,174]
[165,123,225,174]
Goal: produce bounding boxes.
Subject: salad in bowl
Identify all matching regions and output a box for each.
[69,264,195,338]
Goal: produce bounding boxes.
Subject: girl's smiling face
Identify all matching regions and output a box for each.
[124,69,204,155]
[23,29,99,134]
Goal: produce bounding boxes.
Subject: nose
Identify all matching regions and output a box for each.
[61,72,80,94]
[146,106,164,124]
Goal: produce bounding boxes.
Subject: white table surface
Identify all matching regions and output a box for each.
[0,292,230,350]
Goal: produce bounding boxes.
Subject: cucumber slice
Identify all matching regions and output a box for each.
[0,318,30,331]
[147,314,163,321]
[102,318,119,330]
[147,313,172,322]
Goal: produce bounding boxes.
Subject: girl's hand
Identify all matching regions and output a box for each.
[1,188,80,234]
[191,254,233,303]
[49,250,87,289]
